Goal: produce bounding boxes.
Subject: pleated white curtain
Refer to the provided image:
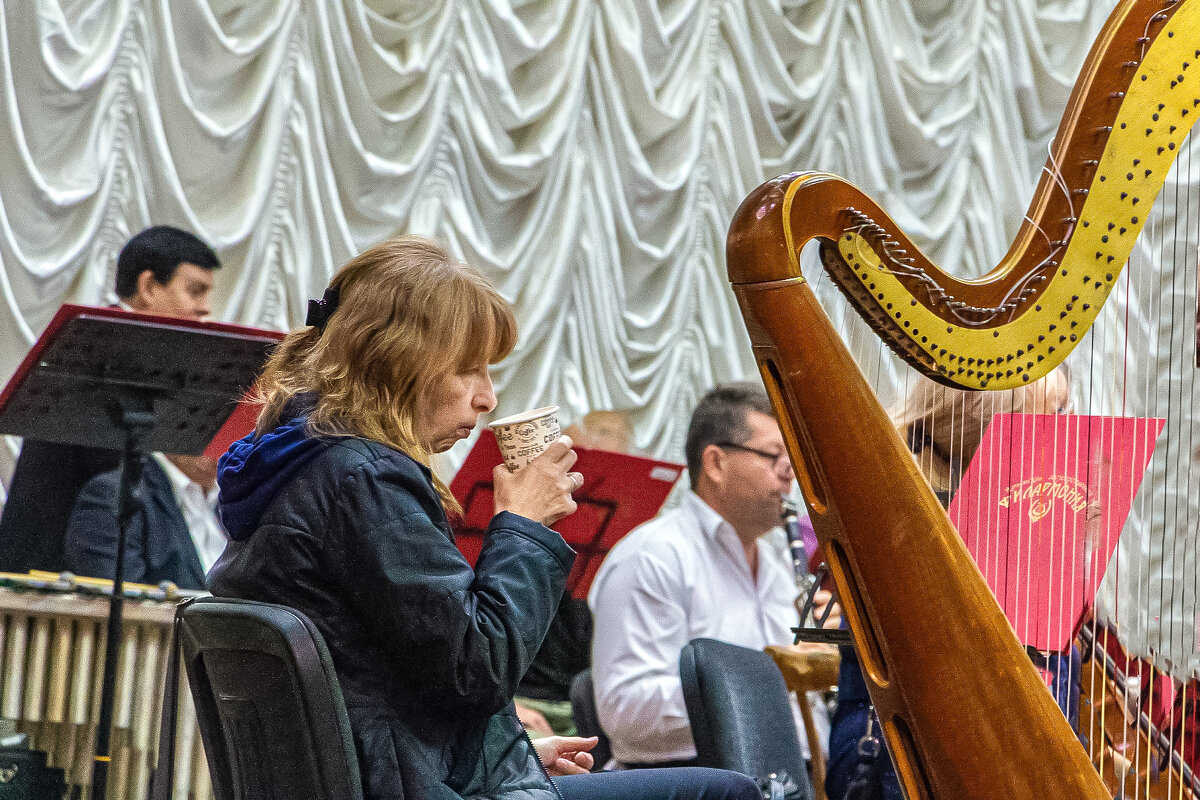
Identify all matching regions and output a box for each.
[0,0,1116,462]
[11,0,1200,671]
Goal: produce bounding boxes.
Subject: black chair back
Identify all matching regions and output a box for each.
[179,597,363,800]
[680,638,814,799]
[568,669,612,770]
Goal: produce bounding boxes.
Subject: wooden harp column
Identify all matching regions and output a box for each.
[725,1,1200,798]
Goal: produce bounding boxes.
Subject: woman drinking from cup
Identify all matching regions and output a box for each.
[209,235,758,800]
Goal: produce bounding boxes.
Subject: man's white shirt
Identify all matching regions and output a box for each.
[152,454,227,574]
[588,490,829,765]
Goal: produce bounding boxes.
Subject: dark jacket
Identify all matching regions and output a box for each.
[0,440,120,573]
[208,427,575,800]
[516,595,592,702]
[65,460,208,590]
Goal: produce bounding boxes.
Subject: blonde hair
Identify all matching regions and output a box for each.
[564,410,635,454]
[894,365,1073,495]
[254,235,517,511]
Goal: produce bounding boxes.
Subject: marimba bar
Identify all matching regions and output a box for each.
[0,583,212,800]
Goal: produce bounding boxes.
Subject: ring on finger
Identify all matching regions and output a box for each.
[570,473,582,491]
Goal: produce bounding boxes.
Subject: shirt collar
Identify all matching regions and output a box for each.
[152,453,218,504]
[684,489,771,582]
[683,490,731,541]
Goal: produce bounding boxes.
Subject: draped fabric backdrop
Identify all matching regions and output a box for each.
[4,1,1198,673]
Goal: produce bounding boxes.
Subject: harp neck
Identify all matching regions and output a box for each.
[730,0,1200,391]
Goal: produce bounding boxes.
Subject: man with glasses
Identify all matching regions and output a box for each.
[588,381,828,769]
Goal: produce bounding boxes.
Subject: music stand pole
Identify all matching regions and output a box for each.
[0,305,283,800]
[90,394,155,800]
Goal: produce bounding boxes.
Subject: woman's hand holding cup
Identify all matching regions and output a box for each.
[490,405,583,526]
[493,436,582,526]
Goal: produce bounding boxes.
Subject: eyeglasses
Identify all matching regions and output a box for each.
[714,442,791,469]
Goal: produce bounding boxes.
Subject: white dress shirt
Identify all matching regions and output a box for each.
[588,490,828,765]
[153,454,227,574]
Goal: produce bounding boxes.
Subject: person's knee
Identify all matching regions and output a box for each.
[673,767,760,800]
[718,770,761,800]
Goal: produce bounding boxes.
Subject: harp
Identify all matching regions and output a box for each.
[725,1,1200,798]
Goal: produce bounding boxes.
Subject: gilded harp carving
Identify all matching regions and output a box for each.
[725,1,1200,798]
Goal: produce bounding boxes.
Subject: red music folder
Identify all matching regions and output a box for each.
[948,413,1163,653]
[449,429,684,599]
[202,396,267,461]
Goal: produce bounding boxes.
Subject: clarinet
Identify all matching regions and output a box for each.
[782,498,813,592]
[782,498,816,606]
[783,498,846,644]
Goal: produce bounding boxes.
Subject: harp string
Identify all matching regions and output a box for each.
[799,124,1200,794]
[1103,206,1129,787]
[1179,129,1198,795]
[1160,127,1188,799]
[1189,125,1196,784]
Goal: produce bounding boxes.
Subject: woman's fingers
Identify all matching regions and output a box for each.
[552,757,590,775]
[553,736,598,752]
[540,436,576,464]
[530,437,579,479]
[534,736,595,776]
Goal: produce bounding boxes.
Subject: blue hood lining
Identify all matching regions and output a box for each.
[217,409,330,541]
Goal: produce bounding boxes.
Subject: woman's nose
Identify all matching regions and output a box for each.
[475,377,497,413]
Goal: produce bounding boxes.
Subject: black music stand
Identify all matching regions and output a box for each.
[0,304,281,800]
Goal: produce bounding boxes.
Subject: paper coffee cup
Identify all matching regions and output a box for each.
[489,406,561,471]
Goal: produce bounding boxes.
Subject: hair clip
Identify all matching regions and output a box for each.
[305,286,341,331]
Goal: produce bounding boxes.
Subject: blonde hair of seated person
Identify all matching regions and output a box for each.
[893,365,1073,498]
[562,410,634,454]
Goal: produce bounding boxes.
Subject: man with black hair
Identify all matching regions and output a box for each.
[588,381,829,768]
[113,224,219,320]
[0,225,221,578]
